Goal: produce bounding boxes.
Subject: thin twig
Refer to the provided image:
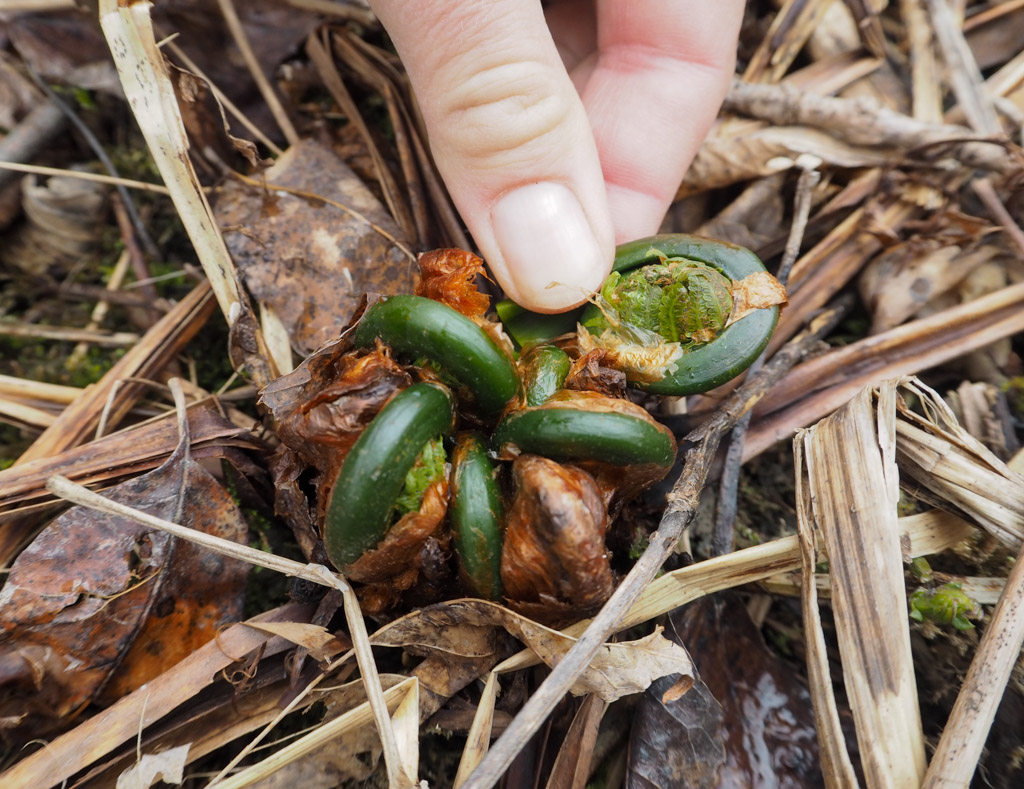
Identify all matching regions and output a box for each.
[110,193,161,313]
[712,162,820,556]
[0,321,139,346]
[161,35,284,157]
[215,0,299,146]
[461,306,848,788]
[972,177,1024,256]
[46,475,340,586]
[0,161,171,194]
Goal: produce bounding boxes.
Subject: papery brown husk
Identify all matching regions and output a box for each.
[501,455,614,626]
[564,348,628,399]
[347,480,451,615]
[415,248,490,319]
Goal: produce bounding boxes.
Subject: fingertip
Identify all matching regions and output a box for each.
[487,182,613,313]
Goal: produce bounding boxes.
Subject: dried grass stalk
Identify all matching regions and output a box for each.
[797,381,927,787]
[744,0,836,84]
[894,380,1024,549]
[795,434,859,789]
[98,0,279,386]
[210,679,419,789]
[746,281,1024,460]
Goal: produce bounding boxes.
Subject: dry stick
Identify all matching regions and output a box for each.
[460,306,848,789]
[972,177,1024,255]
[926,0,1002,135]
[900,0,944,123]
[43,474,410,789]
[214,0,298,146]
[722,79,1011,172]
[307,31,415,241]
[110,194,162,315]
[744,0,835,84]
[712,162,821,556]
[921,540,1024,787]
[0,321,139,346]
[330,30,430,245]
[284,0,378,26]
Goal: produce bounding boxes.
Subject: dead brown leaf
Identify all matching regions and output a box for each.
[374,599,693,703]
[242,621,348,663]
[667,596,825,788]
[627,673,726,789]
[216,139,416,354]
[0,406,250,735]
[115,743,190,789]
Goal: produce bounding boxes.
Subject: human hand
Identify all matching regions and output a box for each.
[368,0,744,312]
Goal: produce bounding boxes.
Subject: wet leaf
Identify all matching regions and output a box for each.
[664,596,824,788]
[216,139,416,354]
[0,418,250,734]
[628,674,726,789]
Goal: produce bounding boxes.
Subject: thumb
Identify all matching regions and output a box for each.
[369,0,614,312]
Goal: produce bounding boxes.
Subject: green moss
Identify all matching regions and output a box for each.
[66,346,125,387]
[910,582,981,631]
[392,436,446,517]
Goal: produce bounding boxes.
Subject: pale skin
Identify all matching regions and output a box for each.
[368,0,745,313]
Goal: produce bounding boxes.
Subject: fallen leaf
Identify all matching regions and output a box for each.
[373,600,693,703]
[0,403,250,734]
[668,595,824,788]
[216,139,416,354]
[243,621,348,663]
[115,743,190,789]
[627,674,726,789]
